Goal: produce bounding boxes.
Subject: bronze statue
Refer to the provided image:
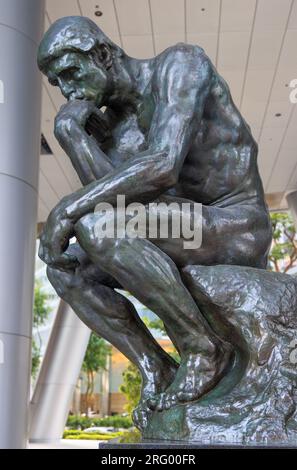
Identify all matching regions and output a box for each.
[37,17,297,443]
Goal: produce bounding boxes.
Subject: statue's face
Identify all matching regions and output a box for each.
[45,52,109,105]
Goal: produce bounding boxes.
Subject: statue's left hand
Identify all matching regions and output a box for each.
[39,197,79,270]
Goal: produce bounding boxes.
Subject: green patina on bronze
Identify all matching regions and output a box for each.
[37,16,297,444]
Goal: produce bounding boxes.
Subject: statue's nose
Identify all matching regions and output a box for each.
[58,79,75,100]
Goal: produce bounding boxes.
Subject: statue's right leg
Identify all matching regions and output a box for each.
[46,245,178,411]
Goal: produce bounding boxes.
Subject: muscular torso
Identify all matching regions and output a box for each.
[102,46,264,208]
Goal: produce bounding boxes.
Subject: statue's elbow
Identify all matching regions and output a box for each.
[156,160,179,189]
[54,117,74,141]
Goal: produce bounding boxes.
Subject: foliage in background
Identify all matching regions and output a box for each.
[63,429,121,440]
[66,414,132,430]
[31,280,51,378]
[117,428,141,443]
[82,333,111,414]
[269,212,297,273]
[119,363,142,414]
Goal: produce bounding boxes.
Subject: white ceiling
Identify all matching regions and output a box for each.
[39,0,297,221]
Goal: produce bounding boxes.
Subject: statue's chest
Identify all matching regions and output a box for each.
[106,96,155,165]
[111,114,147,157]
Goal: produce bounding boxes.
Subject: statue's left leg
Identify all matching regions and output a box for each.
[74,196,271,410]
[74,208,232,411]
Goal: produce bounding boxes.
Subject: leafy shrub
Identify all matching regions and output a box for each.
[63,429,121,440]
[117,428,141,444]
[66,414,133,430]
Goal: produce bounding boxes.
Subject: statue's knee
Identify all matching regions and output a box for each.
[75,213,102,252]
[75,213,116,258]
[46,265,74,299]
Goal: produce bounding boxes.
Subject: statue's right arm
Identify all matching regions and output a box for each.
[54,102,114,186]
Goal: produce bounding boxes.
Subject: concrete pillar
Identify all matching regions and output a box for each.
[29,301,90,443]
[0,0,44,449]
[287,191,297,228]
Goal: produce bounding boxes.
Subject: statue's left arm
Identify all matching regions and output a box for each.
[39,46,212,268]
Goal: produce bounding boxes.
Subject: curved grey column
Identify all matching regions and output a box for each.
[287,191,297,228]
[29,301,90,443]
[0,0,44,449]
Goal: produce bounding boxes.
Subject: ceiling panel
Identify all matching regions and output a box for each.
[242,69,273,103]
[38,198,49,222]
[187,33,217,63]
[250,125,261,142]
[45,80,66,111]
[217,32,250,70]
[40,154,73,200]
[78,0,120,37]
[275,28,297,69]
[150,0,185,35]
[288,0,297,28]
[253,0,292,32]
[270,68,297,101]
[241,99,267,128]
[46,0,81,22]
[154,34,185,55]
[220,0,256,32]
[122,35,154,58]
[114,0,152,36]
[38,171,60,210]
[44,12,50,33]
[262,100,293,128]
[219,69,245,106]
[267,147,297,192]
[287,161,297,190]
[186,0,220,34]
[248,30,284,70]
[282,105,297,147]
[38,0,297,214]
[257,127,286,187]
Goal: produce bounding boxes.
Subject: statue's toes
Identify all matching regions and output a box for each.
[155,393,178,411]
[155,393,167,411]
[132,403,151,431]
[147,396,158,410]
[176,390,196,402]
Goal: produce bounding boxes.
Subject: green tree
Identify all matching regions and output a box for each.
[119,363,142,414]
[31,280,51,378]
[82,333,111,414]
[269,212,297,273]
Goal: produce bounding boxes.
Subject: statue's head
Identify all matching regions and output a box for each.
[38,16,123,105]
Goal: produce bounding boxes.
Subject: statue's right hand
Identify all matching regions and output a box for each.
[54,99,108,143]
[38,197,79,271]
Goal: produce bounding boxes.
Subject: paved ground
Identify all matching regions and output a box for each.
[28,439,102,449]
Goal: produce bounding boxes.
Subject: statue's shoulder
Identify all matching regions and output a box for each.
[153,43,212,82]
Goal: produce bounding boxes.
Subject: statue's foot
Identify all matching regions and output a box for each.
[132,402,152,431]
[147,344,233,411]
[132,360,178,430]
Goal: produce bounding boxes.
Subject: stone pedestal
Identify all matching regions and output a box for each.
[136,266,297,445]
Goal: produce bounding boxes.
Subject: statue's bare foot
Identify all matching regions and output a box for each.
[132,360,178,430]
[147,344,233,411]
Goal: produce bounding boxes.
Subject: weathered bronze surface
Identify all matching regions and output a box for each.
[37,16,297,443]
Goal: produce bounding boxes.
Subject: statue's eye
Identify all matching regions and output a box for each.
[59,66,80,81]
